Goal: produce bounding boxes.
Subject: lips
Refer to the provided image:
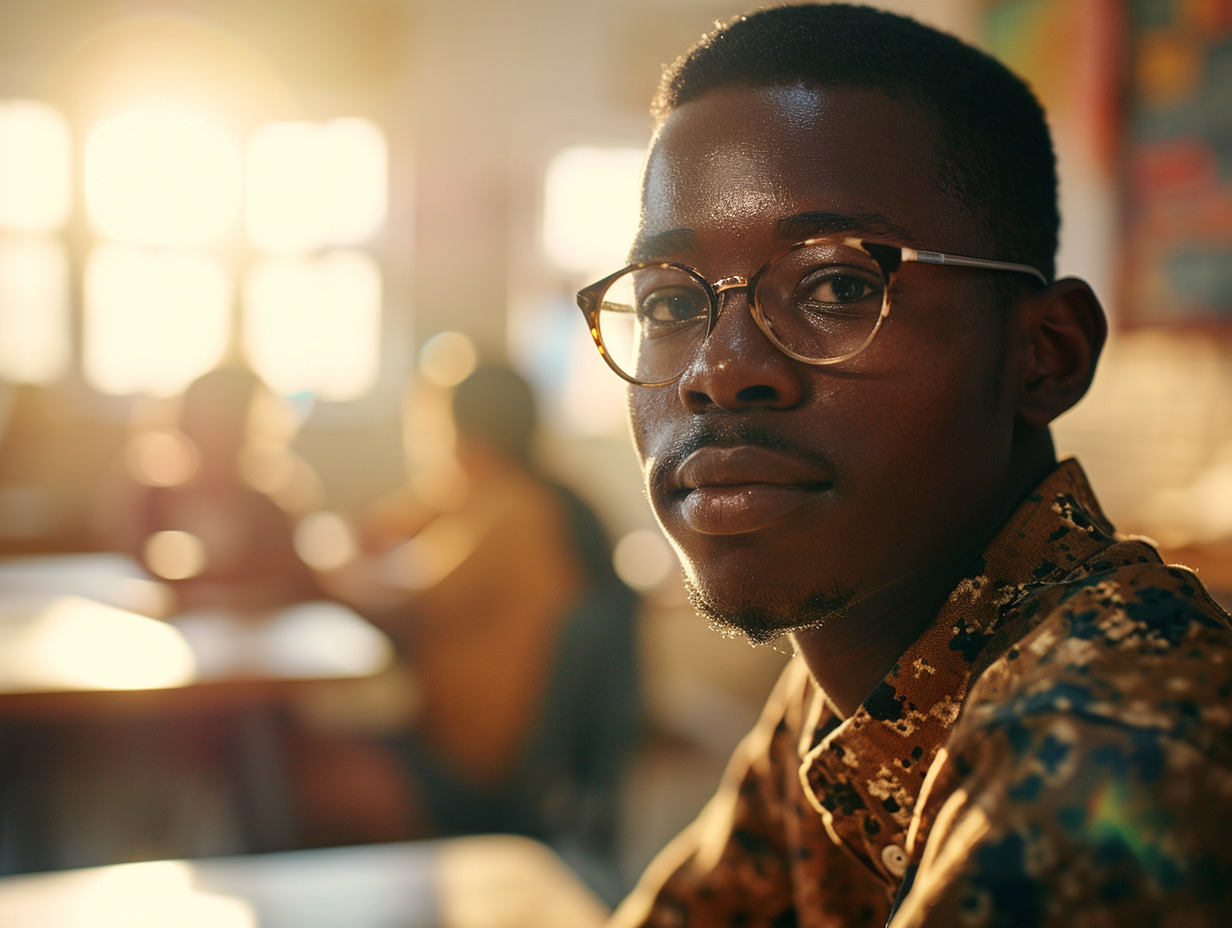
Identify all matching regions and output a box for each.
[672,445,835,535]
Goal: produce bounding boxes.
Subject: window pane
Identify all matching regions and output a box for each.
[246,118,387,252]
[243,250,380,401]
[84,244,230,395]
[542,146,645,275]
[84,105,240,246]
[0,100,72,232]
[0,236,70,382]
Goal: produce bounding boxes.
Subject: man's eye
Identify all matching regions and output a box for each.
[639,289,708,323]
[799,271,880,305]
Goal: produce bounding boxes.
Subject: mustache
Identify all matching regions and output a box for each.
[655,420,836,476]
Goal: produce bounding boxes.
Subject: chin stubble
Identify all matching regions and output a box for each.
[682,572,856,646]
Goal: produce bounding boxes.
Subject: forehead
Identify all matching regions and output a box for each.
[638,84,981,262]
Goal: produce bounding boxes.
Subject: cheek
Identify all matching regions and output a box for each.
[858,362,1016,546]
[876,290,1011,423]
[627,389,662,485]
[626,388,692,537]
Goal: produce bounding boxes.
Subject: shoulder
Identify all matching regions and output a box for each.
[961,542,1232,753]
[902,552,1232,923]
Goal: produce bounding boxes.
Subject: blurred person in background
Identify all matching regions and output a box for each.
[0,383,68,551]
[317,363,641,892]
[99,364,323,615]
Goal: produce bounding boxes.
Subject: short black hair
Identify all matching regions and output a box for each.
[652,3,1058,280]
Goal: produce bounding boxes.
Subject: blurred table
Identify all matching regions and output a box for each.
[0,554,399,873]
[0,834,609,928]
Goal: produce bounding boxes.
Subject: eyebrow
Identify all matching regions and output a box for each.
[776,210,919,244]
[628,209,920,264]
[628,227,698,264]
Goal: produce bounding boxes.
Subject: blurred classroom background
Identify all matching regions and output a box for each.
[0,0,1228,903]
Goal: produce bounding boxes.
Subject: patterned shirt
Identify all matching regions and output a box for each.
[609,460,1232,927]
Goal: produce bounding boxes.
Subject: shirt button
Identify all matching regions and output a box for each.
[881,843,908,878]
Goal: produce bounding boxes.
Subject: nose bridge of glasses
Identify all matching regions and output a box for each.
[703,273,786,360]
[711,275,750,315]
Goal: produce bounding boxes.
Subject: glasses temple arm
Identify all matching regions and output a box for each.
[906,249,1049,286]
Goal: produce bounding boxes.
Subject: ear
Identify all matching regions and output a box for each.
[1016,277,1107,429]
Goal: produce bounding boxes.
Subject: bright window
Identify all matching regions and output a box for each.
[0,237,70,383]
[84,104,241,247]
[84,244,230,396]
[246,118,388,253]
[526,144,646,437]
[542,145,644,276]
[0,98,389,401]
[243,250,381,401]
[0,101,72,386]
[0,100,72,232]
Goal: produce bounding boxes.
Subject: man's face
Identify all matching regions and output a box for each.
[630,85,1027,642]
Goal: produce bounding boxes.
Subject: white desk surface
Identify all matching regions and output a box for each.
[0,835,610,928]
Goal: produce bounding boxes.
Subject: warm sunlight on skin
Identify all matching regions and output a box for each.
[0,100,72,232]
[243,250,380,400]
[0,596,196,691]
[84,104,241,247]
[246,118,388,252]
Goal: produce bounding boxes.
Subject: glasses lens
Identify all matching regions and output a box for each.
[754,240,888,363]
[596,265,710,384]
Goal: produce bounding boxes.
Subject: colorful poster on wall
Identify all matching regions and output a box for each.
[985,0,1232,328]
[983,0,1124,313]
[1122,0,1232,327]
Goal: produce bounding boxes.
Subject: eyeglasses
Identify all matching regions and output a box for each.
[576,235,1048,387]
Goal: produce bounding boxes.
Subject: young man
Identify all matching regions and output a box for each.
[576,5,1232,925]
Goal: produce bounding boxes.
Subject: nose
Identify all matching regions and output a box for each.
[676,286,805,412]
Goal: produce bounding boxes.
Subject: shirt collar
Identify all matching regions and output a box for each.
[797,459,1119,884]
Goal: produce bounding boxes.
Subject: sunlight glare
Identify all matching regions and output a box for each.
[85,104,241,246]
[243,250,380,400]
[84,244,230,395]
[542,146,645,275]
[69,861,256,928]
[0,237,70,383]
[0,595,197,691]
[0,100,72,232]
[246,118,387,252]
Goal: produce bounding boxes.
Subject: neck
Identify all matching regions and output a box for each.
[790,545,972,718]
[794,433,1058,719]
